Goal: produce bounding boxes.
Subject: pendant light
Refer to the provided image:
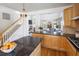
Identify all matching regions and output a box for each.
[20,3,27,18]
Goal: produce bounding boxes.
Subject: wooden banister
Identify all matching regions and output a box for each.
[0,33,3,40]
[2,17,22,34]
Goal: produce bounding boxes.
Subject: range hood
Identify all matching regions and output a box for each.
[72,16,79,20]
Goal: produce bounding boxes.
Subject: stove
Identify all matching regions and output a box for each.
[68,36,79,49]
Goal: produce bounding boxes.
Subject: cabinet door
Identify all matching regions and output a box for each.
[41,35,67,56]
[64,7,72,27]
[77,52,79,56]
[49,35,59,50]
[41,35,58,49]
[41,47,49,56]
[58,36,67,51]
[41,35,51,48]
[56,36,77,56]
[64,7,76,28]
[42,35,62,50]
[71,21,76,28]
[73,3,79,17]
[63,37,76,56]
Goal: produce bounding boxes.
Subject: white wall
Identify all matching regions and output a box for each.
[8,15,29,42]
[0,5,20,33]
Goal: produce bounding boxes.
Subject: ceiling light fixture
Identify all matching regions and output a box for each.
[20,3,27,18]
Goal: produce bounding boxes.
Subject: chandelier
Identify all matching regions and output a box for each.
[20,3,27,18]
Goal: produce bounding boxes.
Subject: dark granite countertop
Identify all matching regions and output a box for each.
[32,32,74,37]
[0,36,42,56]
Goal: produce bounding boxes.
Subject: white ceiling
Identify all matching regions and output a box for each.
[0,3,72,12]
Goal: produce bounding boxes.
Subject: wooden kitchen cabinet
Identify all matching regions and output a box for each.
[32,33,77,56]
[73,3,79,18]
[62,37,77,56]
[30,43,41,56]
[71,21,76,28]
[32,33,43,38]
[67,41,76,56]
[64,7,76,28]
[41,35,67,56]
[64,4,79,27]
[42,35,67,51]
[42,35,59,50]
[41,35,77,56]
[41,47,49,56]
[41,35,51,48]
[77,52,79,56]
[64,7,72,27]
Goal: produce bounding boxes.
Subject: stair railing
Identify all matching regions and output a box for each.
[2,16,24,45]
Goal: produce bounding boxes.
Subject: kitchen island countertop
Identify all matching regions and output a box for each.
[0,36,42,56]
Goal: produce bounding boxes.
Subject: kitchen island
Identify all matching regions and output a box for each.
[32,32,79,56]
[0,36,42,56]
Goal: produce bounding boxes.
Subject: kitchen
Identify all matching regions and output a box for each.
[0,3,79,56]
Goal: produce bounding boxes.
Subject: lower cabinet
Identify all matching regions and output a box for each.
[32,33,78,56]
[41,35,77,56]
[64,37,77,56]
[41,35,67,56]
[30,43,41,56]
[77,52,79,56]
[41,35,67,51]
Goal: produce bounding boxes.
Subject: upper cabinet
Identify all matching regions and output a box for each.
[72,3,79,19]
[64,7,76,27]
[64,6,76,28]
[64,3,79,27]
[64,7,72,27]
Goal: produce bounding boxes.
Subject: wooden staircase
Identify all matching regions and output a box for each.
[0,17,23,46]
[0,12,27,46]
